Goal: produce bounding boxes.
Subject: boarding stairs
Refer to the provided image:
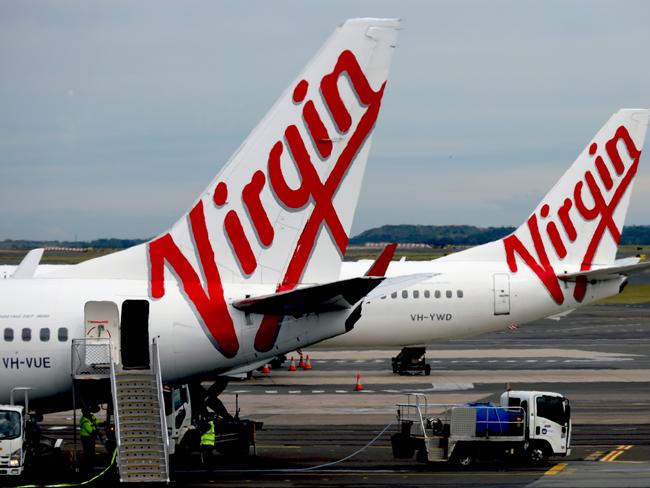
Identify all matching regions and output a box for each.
[110,340,170,483]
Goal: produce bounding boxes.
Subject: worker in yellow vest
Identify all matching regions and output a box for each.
[200,419,215,465]
[80,406,102,472]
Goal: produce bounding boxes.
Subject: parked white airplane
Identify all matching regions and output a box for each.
[0,18,406,409]
[3,111,649,358]
[324,109,650,348]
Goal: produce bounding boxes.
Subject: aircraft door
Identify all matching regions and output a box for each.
[493,274,511,315]
[84,301,120,365]
[120,300,150,369]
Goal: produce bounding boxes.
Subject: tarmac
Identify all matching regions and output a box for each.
[12,303,650,487]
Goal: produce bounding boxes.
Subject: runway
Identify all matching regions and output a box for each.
[18,303,650,487]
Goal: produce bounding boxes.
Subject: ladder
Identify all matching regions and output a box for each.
[110,340,170,483]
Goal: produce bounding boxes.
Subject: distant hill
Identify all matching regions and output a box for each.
[2,224,650,250]
[350,225,650,246]
[0,238,148,250]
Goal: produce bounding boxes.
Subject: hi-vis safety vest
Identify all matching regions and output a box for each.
[80,415,98,438]
[200,420,215,446]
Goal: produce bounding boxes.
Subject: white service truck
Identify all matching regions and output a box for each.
[0,404,26,475]
[0,388,63,477]
[392,390,571,467]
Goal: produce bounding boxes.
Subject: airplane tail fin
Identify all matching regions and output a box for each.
[442,109,650,299]
[503,108,650,269]
[48,19,400,288]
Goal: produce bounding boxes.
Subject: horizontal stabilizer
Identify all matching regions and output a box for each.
[12,248,44,279]
[233,273,434,317]
[545,309,576,321]
[233,277,386,317]
[557,258,650,282]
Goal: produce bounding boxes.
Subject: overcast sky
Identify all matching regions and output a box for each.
[1,0,650,240]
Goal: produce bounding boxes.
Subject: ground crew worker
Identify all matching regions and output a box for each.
[80,406,101,472]
[200,419,216,465]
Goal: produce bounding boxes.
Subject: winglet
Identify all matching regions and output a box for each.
[12,248,44,279]
[365,243,397,277]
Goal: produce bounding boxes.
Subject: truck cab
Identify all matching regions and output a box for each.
[0,405,25,476]
[500,390,571,462]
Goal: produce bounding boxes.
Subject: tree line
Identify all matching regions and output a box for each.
[2,225,650,250]
[349,225,650,246]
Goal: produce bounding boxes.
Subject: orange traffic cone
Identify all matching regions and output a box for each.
[288,356,297,372]
[298,355,305,369]
[304,355,312,370]
[262,364,271,374]
[354,373,363,391]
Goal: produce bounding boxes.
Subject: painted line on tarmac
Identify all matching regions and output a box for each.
[256,444,301,449]
[584,450,604,461]
[177,469,549,477]
[600,444,633,462]
[544,463,567,475]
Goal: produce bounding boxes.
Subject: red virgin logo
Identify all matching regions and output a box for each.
[503,125,642,305]
[148,50,387,357]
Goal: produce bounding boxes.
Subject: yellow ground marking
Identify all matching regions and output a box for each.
[584,450,604,461]
[544,463,567,475]
[600,445,633,462]
[259,472,561,478]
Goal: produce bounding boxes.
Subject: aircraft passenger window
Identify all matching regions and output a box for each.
[435,290,441,299]
[391,292,397,299]
[402,290,408,299]
[424,290,430,299]
[457,290,464,298]
[446,290,452,298]
[58,327,68,342]
[22,328,31,342]
[40,328,50,342]
[4,328,13,342]
[413,290,420,299]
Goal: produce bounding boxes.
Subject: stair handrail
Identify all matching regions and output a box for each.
[151,337,170,482]
[109,359,122,472]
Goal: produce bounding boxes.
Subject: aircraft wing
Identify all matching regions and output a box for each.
[557,258,650,282]
[232,274,433,317]
[12,248,44,279]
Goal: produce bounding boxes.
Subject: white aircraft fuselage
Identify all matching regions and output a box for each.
[326,259,622,347]
[0,278,353,404]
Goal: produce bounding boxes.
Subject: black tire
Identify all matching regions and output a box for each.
[452,448,475,468]
[424,364,431,376]
[416,448,428,463]
[527,445,548,466]
[391,433,415,459]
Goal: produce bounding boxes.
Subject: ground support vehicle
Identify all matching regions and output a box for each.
[0,404,26,476]
[391,347,431,375]
[164,384,260,465]
[0,389,62,476]
[391,390,571,467]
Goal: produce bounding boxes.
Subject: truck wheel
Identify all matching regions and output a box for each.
[416,448,428,463]
[527,445,548,466]
[453,449,475,468]
[424,364,431,376]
